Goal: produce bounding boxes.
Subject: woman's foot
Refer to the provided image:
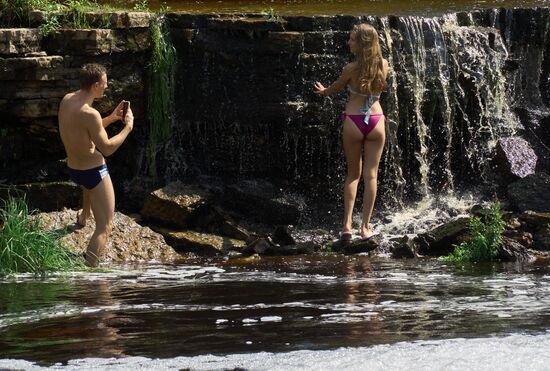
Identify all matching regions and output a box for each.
[360,223,374,240]
[340,225,353,241]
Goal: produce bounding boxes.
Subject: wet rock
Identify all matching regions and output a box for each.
[39,209,179,263]
[141,182,211,228]
[192,205,250,241]
[508,173,550,212]
[0,181,80,212]
[503,230,534,249]
[389,236,417,259]
[154,228,246,256]
[206,17,286,32]
[244,237,274,255]
[493,137,537,179]
[342,234,383,255]
[222,180,303,225]
[272,225,296,246]
[120,176,161,213]
[496,237,536,262]
[533,225,550,251]
[517,211,550,229]
[414,217,470,256]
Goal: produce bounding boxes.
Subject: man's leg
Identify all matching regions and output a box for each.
[77,188,91,226]
[85,175,115,267]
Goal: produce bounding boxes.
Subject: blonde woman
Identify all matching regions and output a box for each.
[314,23,389,240]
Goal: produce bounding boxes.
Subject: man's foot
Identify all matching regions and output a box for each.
[76,210,88,228]
[84,250,99,267]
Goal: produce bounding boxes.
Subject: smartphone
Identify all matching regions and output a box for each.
[122,100,130,119]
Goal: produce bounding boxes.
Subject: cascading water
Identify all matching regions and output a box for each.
[159,9,547,225]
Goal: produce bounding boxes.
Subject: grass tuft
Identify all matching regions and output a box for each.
[441,201,504,263]
[0,197,85,276]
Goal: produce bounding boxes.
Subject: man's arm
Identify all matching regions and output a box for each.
[101,101,124,128]
[88,108,134,157]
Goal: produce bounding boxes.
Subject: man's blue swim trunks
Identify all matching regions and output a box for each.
[67,163,109,190]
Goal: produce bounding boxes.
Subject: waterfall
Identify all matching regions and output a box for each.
[164,9,547,210]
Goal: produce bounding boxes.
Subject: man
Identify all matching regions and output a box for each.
[58,63,134,267]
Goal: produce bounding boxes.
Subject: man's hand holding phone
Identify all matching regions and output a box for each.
[122,101,134,131]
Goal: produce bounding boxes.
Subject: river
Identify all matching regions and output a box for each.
[1,256,550,369]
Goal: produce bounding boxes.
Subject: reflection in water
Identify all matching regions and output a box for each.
[0,257,550,365]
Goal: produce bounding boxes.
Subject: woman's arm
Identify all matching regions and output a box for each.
[314,63,353,96]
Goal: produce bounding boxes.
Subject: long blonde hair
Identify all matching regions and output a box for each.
[352,23,386,95]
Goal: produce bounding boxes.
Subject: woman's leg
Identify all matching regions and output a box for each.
[342,118,364,233]
[361,117,386,237]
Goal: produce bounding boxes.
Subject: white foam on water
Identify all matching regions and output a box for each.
[2,332,550,370]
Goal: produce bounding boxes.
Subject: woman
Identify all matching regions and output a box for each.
[314,23,388,240]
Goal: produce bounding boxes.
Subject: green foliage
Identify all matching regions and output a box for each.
[37,5,61,36]
[146,14,176,177]
[0,0,131,29]
[263,7,282,22]
[133,0,149,11]
[0,0,48,26]
[0,197,85,276]
[441,202,505,263]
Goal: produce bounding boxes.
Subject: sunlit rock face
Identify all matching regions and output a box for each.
[38,209,180,264]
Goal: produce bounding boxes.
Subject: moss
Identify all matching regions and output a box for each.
[146,13,176,177]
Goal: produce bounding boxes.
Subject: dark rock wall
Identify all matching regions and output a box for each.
[0,9,548,211]
[165,9,550,208]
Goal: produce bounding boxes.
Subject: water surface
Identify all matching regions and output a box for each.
[1,256,550,366]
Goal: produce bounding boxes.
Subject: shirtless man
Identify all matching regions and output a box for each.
[58,64,134,267]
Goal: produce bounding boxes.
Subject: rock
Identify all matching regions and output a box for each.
[533,225,550,251]
[389,236,416,259]
[222,180,303,225]
[517,211,550,229]
[206,17,286,32]
[496,237,535,262]
[244,237,274,255]
[508,173,550,212]
[493,137,537,179]
[272,225,296,246]
[0,29,42,56]
[141,182,211,228]
[343,234,383,255]
[0,56,65,81]
[503,230,534,248]
[39,209,179,263]
[0,181,80,212]
[154,228,246,256]
[192,205,250,240]
[414,217,470,256]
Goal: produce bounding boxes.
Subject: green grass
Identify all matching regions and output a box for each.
[441,202,505,263]
[146,13,176,177]
[0,0,133,30]
[0,197,85,276]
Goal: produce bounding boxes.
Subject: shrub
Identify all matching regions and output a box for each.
[441,201,505,263]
